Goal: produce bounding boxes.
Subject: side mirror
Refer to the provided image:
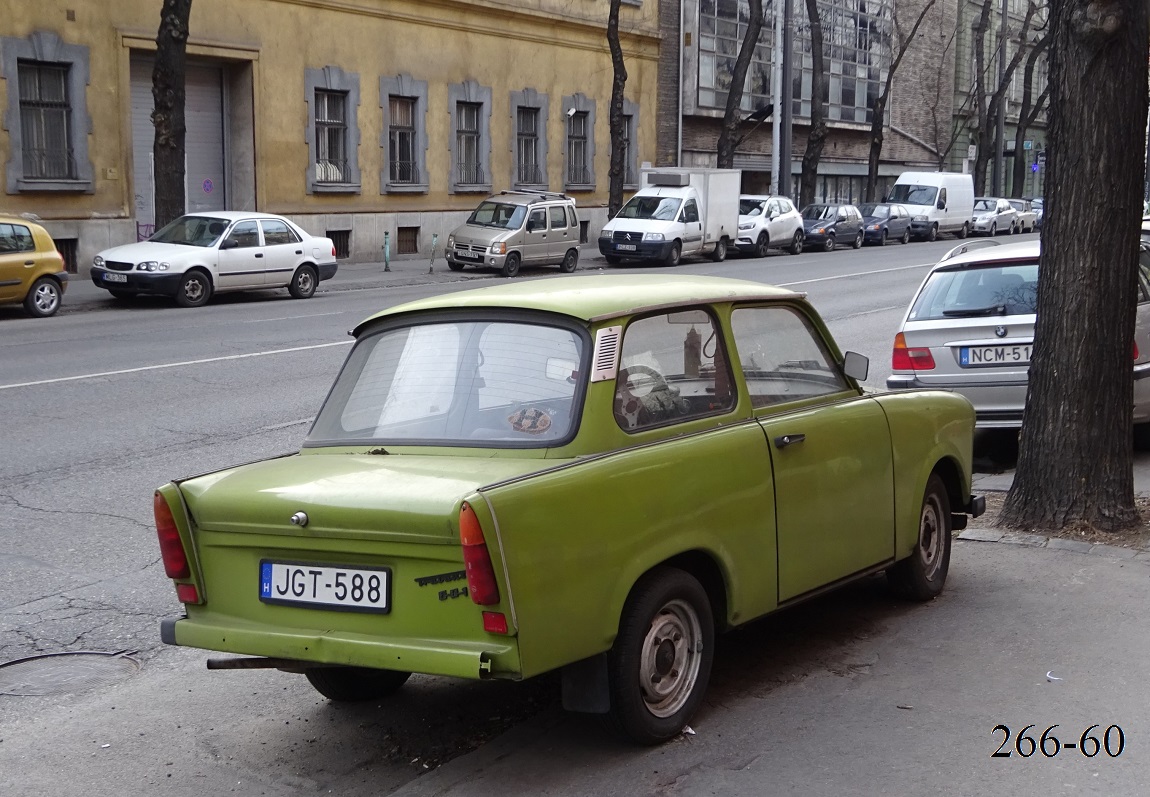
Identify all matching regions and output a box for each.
[937,199,946,210]
[843,351,869,382]
[526,219,538,232]
[219,238,238,250]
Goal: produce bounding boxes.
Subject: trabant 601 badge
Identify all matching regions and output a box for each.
[995,326,1007,338]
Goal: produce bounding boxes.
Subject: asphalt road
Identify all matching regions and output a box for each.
[13,232,1147,796]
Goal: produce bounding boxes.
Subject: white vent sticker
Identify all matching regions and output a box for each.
[591,325,623,382]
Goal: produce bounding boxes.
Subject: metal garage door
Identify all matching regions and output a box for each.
[131,59,226,231]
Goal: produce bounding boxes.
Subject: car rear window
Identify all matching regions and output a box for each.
[908,261,1039,320]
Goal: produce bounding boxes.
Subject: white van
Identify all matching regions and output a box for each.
[887,172,974,241]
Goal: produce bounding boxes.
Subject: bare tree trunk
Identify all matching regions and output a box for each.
[971,1,994,194]
[799,0,826,207]
[865,0,937,202]
[152,0,193,229]
[1000,0,1149,532]
[1010,33,1051,197]
[716,1,765,169]
[607,0,628,217]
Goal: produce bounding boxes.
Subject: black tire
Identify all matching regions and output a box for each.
[887,473,952,601]
[754,231,770,258]
[926,224,938,242]
[22,277,61,317]
[710,237,727,262]
[447,260,465,271]
[900,228,911,245]
[107,289,138,300]
[174,270,211,308]
[852,230,864,249]
[305,666,412,701]
[559,248,579,273]
[823,234,836,252]
[988,223,997,238]
[604,567,714,745]
[789,230,803,255]
[956,222,969,239]
[878,230,887,246]
[501,252,521,278]
[288,264,317,299]
[605,255,622,265]
[665,241,682,267]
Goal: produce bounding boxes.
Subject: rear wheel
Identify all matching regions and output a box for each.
[501,252,521,277]
[710,237,728,262]
[604,567,714,745]
[23,277,61,317]
[789,230,804,255]
[305,667,411,701]
[887,473,951,601]
[174,270,211,308]
[559,248,579,273]
[288,265,317,299]
[956,221,969,239]
[754,231,770,258]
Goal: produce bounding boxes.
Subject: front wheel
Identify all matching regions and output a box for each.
[288,265,317,299]
[754,232,770,258]
[605,567,714,745]
[559,248,579,273]
[665,241,682,267]
[852,230,864,249]
[710,237,727,262]
[23,277,62,317]
[988,223,997,237]
[886,473,952,601]
[605,255,622,265]
[305,667,411,701]
[501,252,521,277]
[789,230,804,255]
[823,235,836,252]
[174,270,211,308]
[878,230,887,246]
[447,260,465,272]
[926,224,938,242]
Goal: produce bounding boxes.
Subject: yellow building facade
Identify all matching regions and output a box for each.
[0,0,661,269]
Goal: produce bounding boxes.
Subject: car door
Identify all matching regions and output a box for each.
[547,204,574,262]
[0,222,33,303]
[258,218,303,286]
[730,303,895,601]
[765,199,787,246]
[679,198,703,255]
[891,205,910,238]
[522,207,549,265]
[215,219,265,288]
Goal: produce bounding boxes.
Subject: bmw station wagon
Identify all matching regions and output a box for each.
[154,275,983,744]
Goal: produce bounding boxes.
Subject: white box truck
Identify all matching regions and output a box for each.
[598,168,740,266]
[887,171,975,241]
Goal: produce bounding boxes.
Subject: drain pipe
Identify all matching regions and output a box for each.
[677,0,684,166]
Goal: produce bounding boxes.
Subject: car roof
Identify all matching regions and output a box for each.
[176,210,291,221]
[932,240,1039,270]
[488,191,573,205]
[739,194,787,201]
[352,275,802,334]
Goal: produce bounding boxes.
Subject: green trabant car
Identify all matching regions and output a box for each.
[154,275,983,744]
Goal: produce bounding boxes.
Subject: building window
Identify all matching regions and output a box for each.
[304,66,361,194]
[328,229,351,258]
[1,32,93,193]
[448,80,492,194]
[389,97,417,184]
[381,74,428,194]
[397,226,419,254]
[315,90,347,182]
[510,88,549,189]
[562,94,596,190]
[621,99,639,188]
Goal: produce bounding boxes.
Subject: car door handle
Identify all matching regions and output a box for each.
[295,250,302,255]
[254,253,263,258]
[24,260,35,265]
[773,433,806,449]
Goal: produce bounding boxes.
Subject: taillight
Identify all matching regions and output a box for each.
[460,502,500,606]
[1135,341,1141,360]
[331,244,337,258]
[892,332,936,371]
[154,492,190,579]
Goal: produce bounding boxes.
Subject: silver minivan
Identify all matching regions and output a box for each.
[447,191,581,277]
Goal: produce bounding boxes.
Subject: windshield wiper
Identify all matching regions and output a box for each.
[942,304,1007,317]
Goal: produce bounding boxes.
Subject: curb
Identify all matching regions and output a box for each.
[957,528,1150,562]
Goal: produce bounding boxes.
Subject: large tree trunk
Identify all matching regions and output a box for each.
[607,0,628,217]
[1000,0,1149,532]
[716,0,765,169]
[799,0,826,208]
[152,0,193,229]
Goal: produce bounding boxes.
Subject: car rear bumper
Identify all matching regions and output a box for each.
[90,267,183,295]
[317,262,338,281]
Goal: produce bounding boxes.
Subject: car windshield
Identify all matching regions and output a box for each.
[973,199,997,212]
[1008,200,1025,211]
[617,195,683,221]
[467,202,527,229]
[908,262,1039,320]
[858,204,889,218]
[150,215,230,247]
[801,205,835,221]
[739,199,767,216]
[887,184,937,206]
[308,319,587,446]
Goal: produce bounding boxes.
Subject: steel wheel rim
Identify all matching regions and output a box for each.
[639,598,702,718]
[298,271,315,293]
[918,492,944,578]
[184,277,205,302]
[33,284,58,313]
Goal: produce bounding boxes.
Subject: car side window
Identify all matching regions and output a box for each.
[779,199,794,213]
[1139,250,1150,303]
[549,206,567,230]
[229,221,261,248]
[260,220,300,245]
[680,200,700,224]
[0,223,35,253]
[837,208,847,221]
[613,309,735,432]
[731,306,850,408]
[566,205,578,228]
[528,208,547,232]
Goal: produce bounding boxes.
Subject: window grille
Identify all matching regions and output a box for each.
[622,114,635,185]
[397,226,419,254]
[327,229,351,259]
[315,90,348,182]
[516,107,542,184]
[567,111,590,185]
[457,102,483,184]
[18,61,75,180]
[389,97,418,183]
[55,237,79,273]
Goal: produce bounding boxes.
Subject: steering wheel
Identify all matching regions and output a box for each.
[615,365,671,429]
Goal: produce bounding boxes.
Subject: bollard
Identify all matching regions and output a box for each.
[429,232,438,273]
[383,231,391,272]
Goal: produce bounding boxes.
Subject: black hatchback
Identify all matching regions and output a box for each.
[800,203,864,251]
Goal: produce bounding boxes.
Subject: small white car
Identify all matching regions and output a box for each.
[91,211,338,308]
[1007,199,1037,233]
[971,198,1020,236]
[735,195,805,257]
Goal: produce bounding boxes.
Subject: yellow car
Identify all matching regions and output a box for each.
[0,215,67,317]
